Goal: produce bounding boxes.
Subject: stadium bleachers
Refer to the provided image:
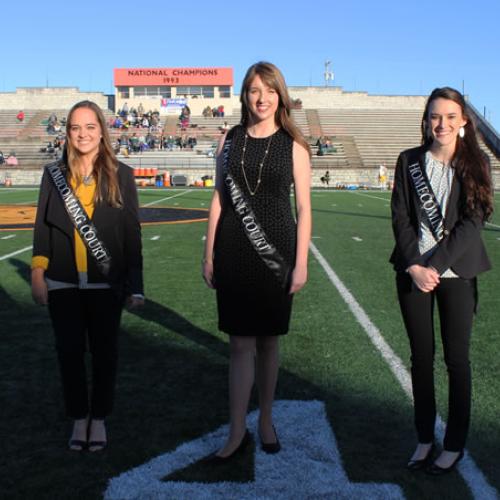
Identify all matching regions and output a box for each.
[1,104,499,186]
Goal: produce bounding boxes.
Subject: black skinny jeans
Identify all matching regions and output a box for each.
[396,273,476,451]
[48,288,123,419]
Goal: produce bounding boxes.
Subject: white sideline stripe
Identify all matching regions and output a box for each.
[0,245,33,261]
[310,241,499,500]
[354,192,391,202]
[143,189,191,207]
[14,200,37,205]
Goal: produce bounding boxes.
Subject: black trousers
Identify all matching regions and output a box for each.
[48,288,123,419]
[396,273,476,451]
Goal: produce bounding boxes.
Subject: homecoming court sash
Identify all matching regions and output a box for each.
[46,161,112,277]
[408,160,445,241]
[221,135,291,289]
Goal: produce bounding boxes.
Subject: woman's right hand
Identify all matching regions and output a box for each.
[408,265,440,293]
[31,268,48,305]
[202,259,215,289]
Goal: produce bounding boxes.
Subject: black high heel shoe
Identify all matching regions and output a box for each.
[407,443,435,470]
[426,450,464,476]
[259,425,281,454]
[204,429,251,464]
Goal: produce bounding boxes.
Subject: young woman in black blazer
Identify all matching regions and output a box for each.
[31,101,144,451]
[390,87,493,474]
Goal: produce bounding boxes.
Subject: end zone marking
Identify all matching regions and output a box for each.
[104,401,404,500]
[310,241,499,500]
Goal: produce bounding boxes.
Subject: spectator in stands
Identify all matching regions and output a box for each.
[6,153,18,166]
[0,151,4,164]
[137,103,144,117]
[391,87,493,475]
[16,110,25,122]
[203,105,212,118]
[320,170,330,186]
[217,105,225,117]
[31,100,144,453]
[220,121,230,133]
[121,102,129,118]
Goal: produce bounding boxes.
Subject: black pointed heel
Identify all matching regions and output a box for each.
[260,425,281,454]
[204,429,251,464]
[407,443,435,470]
[426,450,464,475]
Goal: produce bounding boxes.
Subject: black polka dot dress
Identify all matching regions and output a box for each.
[213,125,296,336]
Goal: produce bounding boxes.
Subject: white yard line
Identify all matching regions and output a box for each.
[486,221,500,230]
[353,191,391,203]
[310,241,499,500]
[142,189,191,207]
[0,245,33,261]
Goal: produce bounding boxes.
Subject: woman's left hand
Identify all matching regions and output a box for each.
[126,295,145,309]
[289,265,308,294]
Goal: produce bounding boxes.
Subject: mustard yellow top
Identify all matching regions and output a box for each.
[31,178,96,272]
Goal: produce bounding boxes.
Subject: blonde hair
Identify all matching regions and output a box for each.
[63,100,122,207]
[240,62,311,156]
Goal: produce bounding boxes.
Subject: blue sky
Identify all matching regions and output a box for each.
[3,0,499,130]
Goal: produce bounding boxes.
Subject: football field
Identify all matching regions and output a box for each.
[1,187,499,500]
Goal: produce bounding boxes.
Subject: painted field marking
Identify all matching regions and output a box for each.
[310,241,499,500]
[201,235,206,241]
[105,400,404,500]
[486,222,500,230]
[143,189,191,207]
[352,236,363,242]
[13,200,37,205]
[0,245,33,261]
[150,236,160,241]
[354,192,391,203]
[1,234,16,240]
[312,236,322,239]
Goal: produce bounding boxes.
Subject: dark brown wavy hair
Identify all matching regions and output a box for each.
[240,61,311,156]
[63,100,122,207]
[421,87,493,220]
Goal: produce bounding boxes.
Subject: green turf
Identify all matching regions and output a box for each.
[0,187,498,499]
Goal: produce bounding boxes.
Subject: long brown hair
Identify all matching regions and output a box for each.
[63,100,122,207]
[421,87,493,220]
[240,62,311,156]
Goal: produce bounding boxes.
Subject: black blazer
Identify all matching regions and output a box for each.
[33,161,144,296]
[390,145,491,279]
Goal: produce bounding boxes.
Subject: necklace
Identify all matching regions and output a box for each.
[240,132,274,196]
[82,173,94,186]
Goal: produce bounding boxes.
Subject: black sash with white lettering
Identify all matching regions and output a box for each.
[222,136,290,289]
[408,160,445,241]
[46,161,112,277]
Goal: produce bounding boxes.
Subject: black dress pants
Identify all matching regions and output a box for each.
[396,273,476,451]
[48,288,123,419]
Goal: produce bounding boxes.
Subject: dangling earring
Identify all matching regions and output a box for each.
[458,126,465,138]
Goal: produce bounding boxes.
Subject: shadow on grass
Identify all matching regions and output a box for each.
[0,259,496,500]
